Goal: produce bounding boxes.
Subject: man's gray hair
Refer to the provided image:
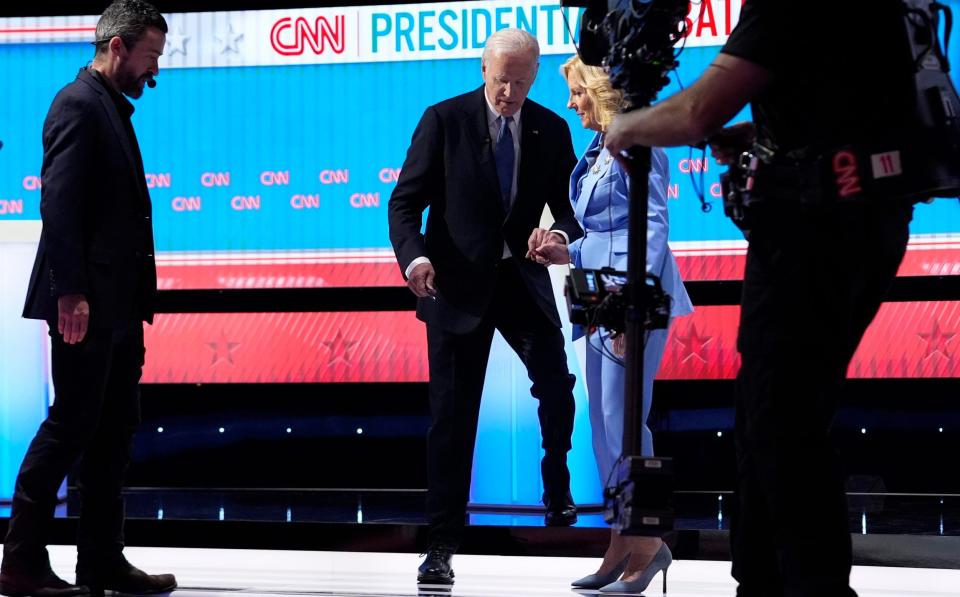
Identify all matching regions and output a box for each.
[482,28,540,64]
[94,0,168,56]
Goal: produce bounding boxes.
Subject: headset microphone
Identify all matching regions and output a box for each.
[145,73,156,89]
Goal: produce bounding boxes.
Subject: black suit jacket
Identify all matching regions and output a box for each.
[388,87,583,334]
[23,69,157,328]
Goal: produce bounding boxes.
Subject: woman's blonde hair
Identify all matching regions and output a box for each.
[559,55,624,131]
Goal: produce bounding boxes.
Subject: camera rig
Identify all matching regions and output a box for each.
[721,0,960,236]
[561,0,689,535]
[565,268,670,334]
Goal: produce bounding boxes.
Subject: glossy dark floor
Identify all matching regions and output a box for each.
[3,489,957,536]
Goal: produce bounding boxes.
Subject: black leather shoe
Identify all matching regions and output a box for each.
[76,560,176,596]
[544,493,578,526]
[0,567,90,597]
[416,547,455,585]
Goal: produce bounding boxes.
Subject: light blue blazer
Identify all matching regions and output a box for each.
[568,132,693,341]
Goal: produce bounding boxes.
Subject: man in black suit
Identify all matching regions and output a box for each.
[388,28,584,585]
[0,3,177,597]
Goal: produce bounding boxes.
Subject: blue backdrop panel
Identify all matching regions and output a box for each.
[0,241,49,502]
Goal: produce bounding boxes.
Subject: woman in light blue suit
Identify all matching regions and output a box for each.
[531,56,693,594]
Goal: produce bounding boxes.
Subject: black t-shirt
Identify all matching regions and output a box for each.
[89,68,149,196]
[720,1,915,158]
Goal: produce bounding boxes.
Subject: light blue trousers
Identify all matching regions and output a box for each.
[585,326,670,486]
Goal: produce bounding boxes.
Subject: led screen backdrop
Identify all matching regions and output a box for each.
[0,0,958,386]
[2,0,956,289]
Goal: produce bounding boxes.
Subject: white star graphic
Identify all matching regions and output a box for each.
[165,27,190,57]
[216,23,244,55]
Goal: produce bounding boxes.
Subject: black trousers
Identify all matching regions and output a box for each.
[425,259,576,549]
[1,321,144,575]
[731,198,913,597]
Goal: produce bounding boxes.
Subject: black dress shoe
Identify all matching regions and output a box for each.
[543,493,578,526]
[0,567,90,597]
[76,560,176,596]
[416,547,455,585]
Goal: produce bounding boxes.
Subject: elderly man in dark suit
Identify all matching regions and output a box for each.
[0,2,176,596]
[388,28,584,586]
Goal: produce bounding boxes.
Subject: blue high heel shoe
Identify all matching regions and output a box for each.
[598,543,672,594]
[571,554,630,589]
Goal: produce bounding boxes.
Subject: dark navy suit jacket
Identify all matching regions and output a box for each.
[388,86,583,333]
[23,68,156,328]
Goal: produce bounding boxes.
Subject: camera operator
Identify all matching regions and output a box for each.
[606,2,918,596]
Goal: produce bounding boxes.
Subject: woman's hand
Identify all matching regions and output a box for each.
[529,241,570,266]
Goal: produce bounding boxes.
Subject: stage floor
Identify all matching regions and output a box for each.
[5,489,960,569]
[31,545,960,597]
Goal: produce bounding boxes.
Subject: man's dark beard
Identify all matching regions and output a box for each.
[119,67,145,99]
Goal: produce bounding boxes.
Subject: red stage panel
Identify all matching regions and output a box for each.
[850,300,960,378]
[155,243,960,288]
[142,302,959,384]
[143,311,427,383]
[673,244,960,282]
[659,306,742,380]
[659,301,960,380]
[156,259,404,290]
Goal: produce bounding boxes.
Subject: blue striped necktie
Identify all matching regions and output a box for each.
[495,115,515,211]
